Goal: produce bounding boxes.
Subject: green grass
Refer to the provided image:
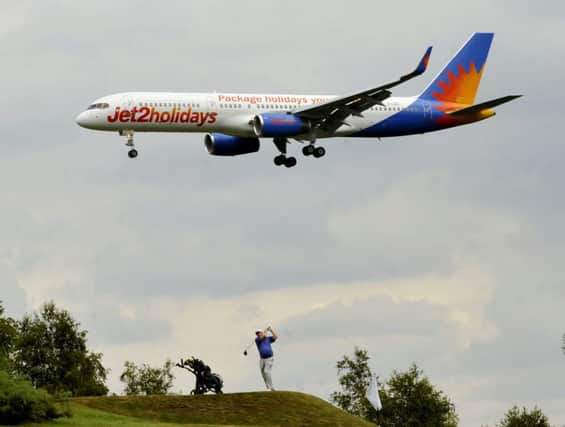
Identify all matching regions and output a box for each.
[71,391,374,427]
[19,403,241,427]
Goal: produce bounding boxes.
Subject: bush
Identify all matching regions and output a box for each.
[120,359,175,395]
[0,370,66,425]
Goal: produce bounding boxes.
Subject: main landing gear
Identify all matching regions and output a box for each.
[302,144,326,158]
[272,137,297,168]
[120,130,138,159]
[272,138,327,168]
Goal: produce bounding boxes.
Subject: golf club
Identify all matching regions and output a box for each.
[242,326,270,356]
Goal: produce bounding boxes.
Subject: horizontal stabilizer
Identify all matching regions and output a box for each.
[448,95,522,116]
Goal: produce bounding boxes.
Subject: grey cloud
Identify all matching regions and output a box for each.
[1,1,564,425]
[279,296,458,347]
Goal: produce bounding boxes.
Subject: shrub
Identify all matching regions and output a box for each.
[0,370,66,425]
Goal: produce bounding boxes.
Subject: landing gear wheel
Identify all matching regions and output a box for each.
[302,145,315,156]
[273,155,286,166]
[284,157,297,168]
[128,149,138,159]
[313,146,326,158]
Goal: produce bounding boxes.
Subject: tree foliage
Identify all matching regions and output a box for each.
[331,348,458,427]
[0,302,18,371]
[376,364,458,427]
[330,347,372,418]
[0,370,66,425]
[496,405,551,427]
[119,360,174,395]
[14,301,108,396]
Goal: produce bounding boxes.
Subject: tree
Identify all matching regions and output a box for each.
[119,360,174,395]
[331,348,458,427]
[376,364,458,427]
[330,347,372,418]
[496,405,551,427]
[14,301,108,396]
[0,301,18,371]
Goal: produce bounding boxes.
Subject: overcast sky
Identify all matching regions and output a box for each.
[1,1,564,426]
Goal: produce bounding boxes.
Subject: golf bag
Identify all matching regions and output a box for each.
[176,357,223,394]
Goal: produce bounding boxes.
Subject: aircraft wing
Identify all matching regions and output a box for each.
[294,46,432,134]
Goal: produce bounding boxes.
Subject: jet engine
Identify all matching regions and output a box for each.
[204,133,260,156]
[253,113,310,137]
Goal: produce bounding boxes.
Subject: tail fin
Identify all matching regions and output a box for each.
[419,32,494,105]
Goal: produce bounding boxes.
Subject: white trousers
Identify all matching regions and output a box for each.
[259,357,275,390]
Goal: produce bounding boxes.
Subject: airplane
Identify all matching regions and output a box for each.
[75,32,520,168]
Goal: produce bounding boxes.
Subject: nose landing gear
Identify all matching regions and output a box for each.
[120,130,138,159]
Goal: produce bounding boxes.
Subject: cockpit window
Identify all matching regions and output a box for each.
[87,103,110,110]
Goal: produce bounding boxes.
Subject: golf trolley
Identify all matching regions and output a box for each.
[176,357,223,395]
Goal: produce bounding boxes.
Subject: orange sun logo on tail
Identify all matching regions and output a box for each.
[432,61,485,109]
[432,61,489,126]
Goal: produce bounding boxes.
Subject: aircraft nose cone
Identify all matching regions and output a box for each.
[75,111,92,128]
[75,111,96,129]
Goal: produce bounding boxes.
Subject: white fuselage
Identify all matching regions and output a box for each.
[76,92,415,138]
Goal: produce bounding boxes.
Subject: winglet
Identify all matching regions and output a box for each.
[401,46,432,81]
[415,46,433,75]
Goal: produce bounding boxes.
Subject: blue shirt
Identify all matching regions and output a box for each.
[255,336,275,359]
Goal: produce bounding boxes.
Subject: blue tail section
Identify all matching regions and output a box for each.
[419,32,494,105]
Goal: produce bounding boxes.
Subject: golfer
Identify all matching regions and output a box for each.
[255,327,278,391]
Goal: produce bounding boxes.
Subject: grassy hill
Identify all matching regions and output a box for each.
[22,403,225,426]
[66,391,374,427]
